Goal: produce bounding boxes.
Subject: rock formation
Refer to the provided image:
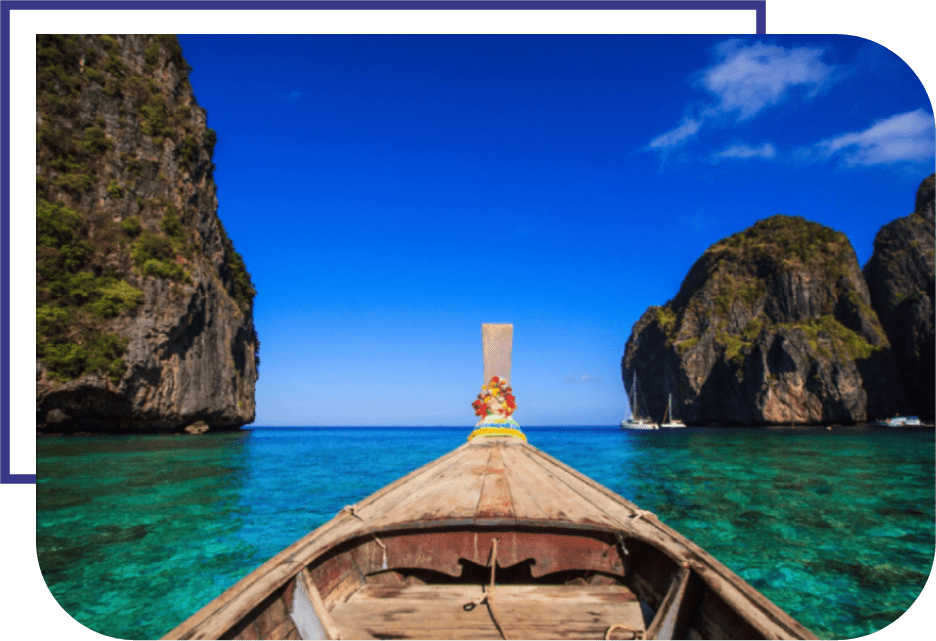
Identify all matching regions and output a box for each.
[623,215,904,426]
[36,35,258,434]
[863,174,935,419]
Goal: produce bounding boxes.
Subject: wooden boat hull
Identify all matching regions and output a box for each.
[165,437,815,640]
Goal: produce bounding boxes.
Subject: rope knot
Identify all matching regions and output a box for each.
[463,538,508,639]
[605,624,645,640]
[630,509,654,523]
[339,504,363,520]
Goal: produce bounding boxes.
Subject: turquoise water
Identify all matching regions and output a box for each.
[37,425,934,639]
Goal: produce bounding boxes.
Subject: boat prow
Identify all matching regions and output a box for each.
[165,434,815,640]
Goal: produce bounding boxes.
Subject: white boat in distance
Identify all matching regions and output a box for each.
[660,393,687,429]
[878,416,922,427]
[621,374,658,430]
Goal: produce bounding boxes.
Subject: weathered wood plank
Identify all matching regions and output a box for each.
[646,567,690,640]
[266,616,299,640]
[482,323,513,386]
[349,442,473,521]
[499,443,621,529]
[516,444,645,528]
[309,546,363,608]
[329,584,645,640]
[474,444,517,525]
[346,528,625,579]
[300,568,344,640]
[367,444,492,528]
[478,442,551,523]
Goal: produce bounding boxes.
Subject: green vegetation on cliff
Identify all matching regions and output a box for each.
[707,215,852,277]
[656,215,879,369]
[783,315,876,361]
[36,34,256,383]
[36,199,142,382]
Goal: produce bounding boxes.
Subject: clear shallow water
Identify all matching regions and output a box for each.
[37,425,934,639]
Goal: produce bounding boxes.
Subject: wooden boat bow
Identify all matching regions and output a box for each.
[165,326,814,639]
[165,436,815,640]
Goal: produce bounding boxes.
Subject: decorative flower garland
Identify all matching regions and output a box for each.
[472,376,517,419]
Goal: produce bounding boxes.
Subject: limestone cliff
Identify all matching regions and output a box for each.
[863,174,935,419]
[36,35,258,434]
[623,215,904,426]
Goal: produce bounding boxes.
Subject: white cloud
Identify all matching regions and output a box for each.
[701,40,832,120]
[648,117,703,150]
[713,142,777,161]
[646,39,833,153]
[814,109,935,166]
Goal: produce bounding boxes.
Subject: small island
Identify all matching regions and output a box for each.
[623,174,935,427]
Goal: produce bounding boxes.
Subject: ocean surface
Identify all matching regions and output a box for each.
[37,425,934,640]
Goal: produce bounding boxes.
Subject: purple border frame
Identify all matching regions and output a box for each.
[0,0,766,484]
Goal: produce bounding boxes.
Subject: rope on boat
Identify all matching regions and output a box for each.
[339,506,389,569]
[467,537,509,640]
[604,623,645,640]
[339,504,364,520]
[615,531,629,556]
[630,509,655,523]
[371,533,388,570]
[604,533,644,640]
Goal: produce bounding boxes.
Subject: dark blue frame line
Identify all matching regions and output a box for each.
[0,0,766,484]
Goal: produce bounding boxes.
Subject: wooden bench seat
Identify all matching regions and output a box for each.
[329,583,646,639]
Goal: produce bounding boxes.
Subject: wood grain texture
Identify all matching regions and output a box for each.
[474,444,517,525]
[367,443,491,528]
[499,443,621,529]
[482,323,513,386]
[329,583,645,640]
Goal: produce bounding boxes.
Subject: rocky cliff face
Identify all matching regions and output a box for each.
[623,215,904,426]
[36,35,258,434]
[863,174,935,419]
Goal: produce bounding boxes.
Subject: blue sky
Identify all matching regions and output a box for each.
[174,34,934,427]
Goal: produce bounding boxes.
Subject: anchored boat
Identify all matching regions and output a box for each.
[166,325,814,640]
[877,416,922,427]
[621,374,659,430]
[660,394,686,429]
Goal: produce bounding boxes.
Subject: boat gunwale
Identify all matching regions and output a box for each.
[519,439,815,638]
[164,438,815,640]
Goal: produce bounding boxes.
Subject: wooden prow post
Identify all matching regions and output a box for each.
[482,323,513,386]
[470,324,525,441]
